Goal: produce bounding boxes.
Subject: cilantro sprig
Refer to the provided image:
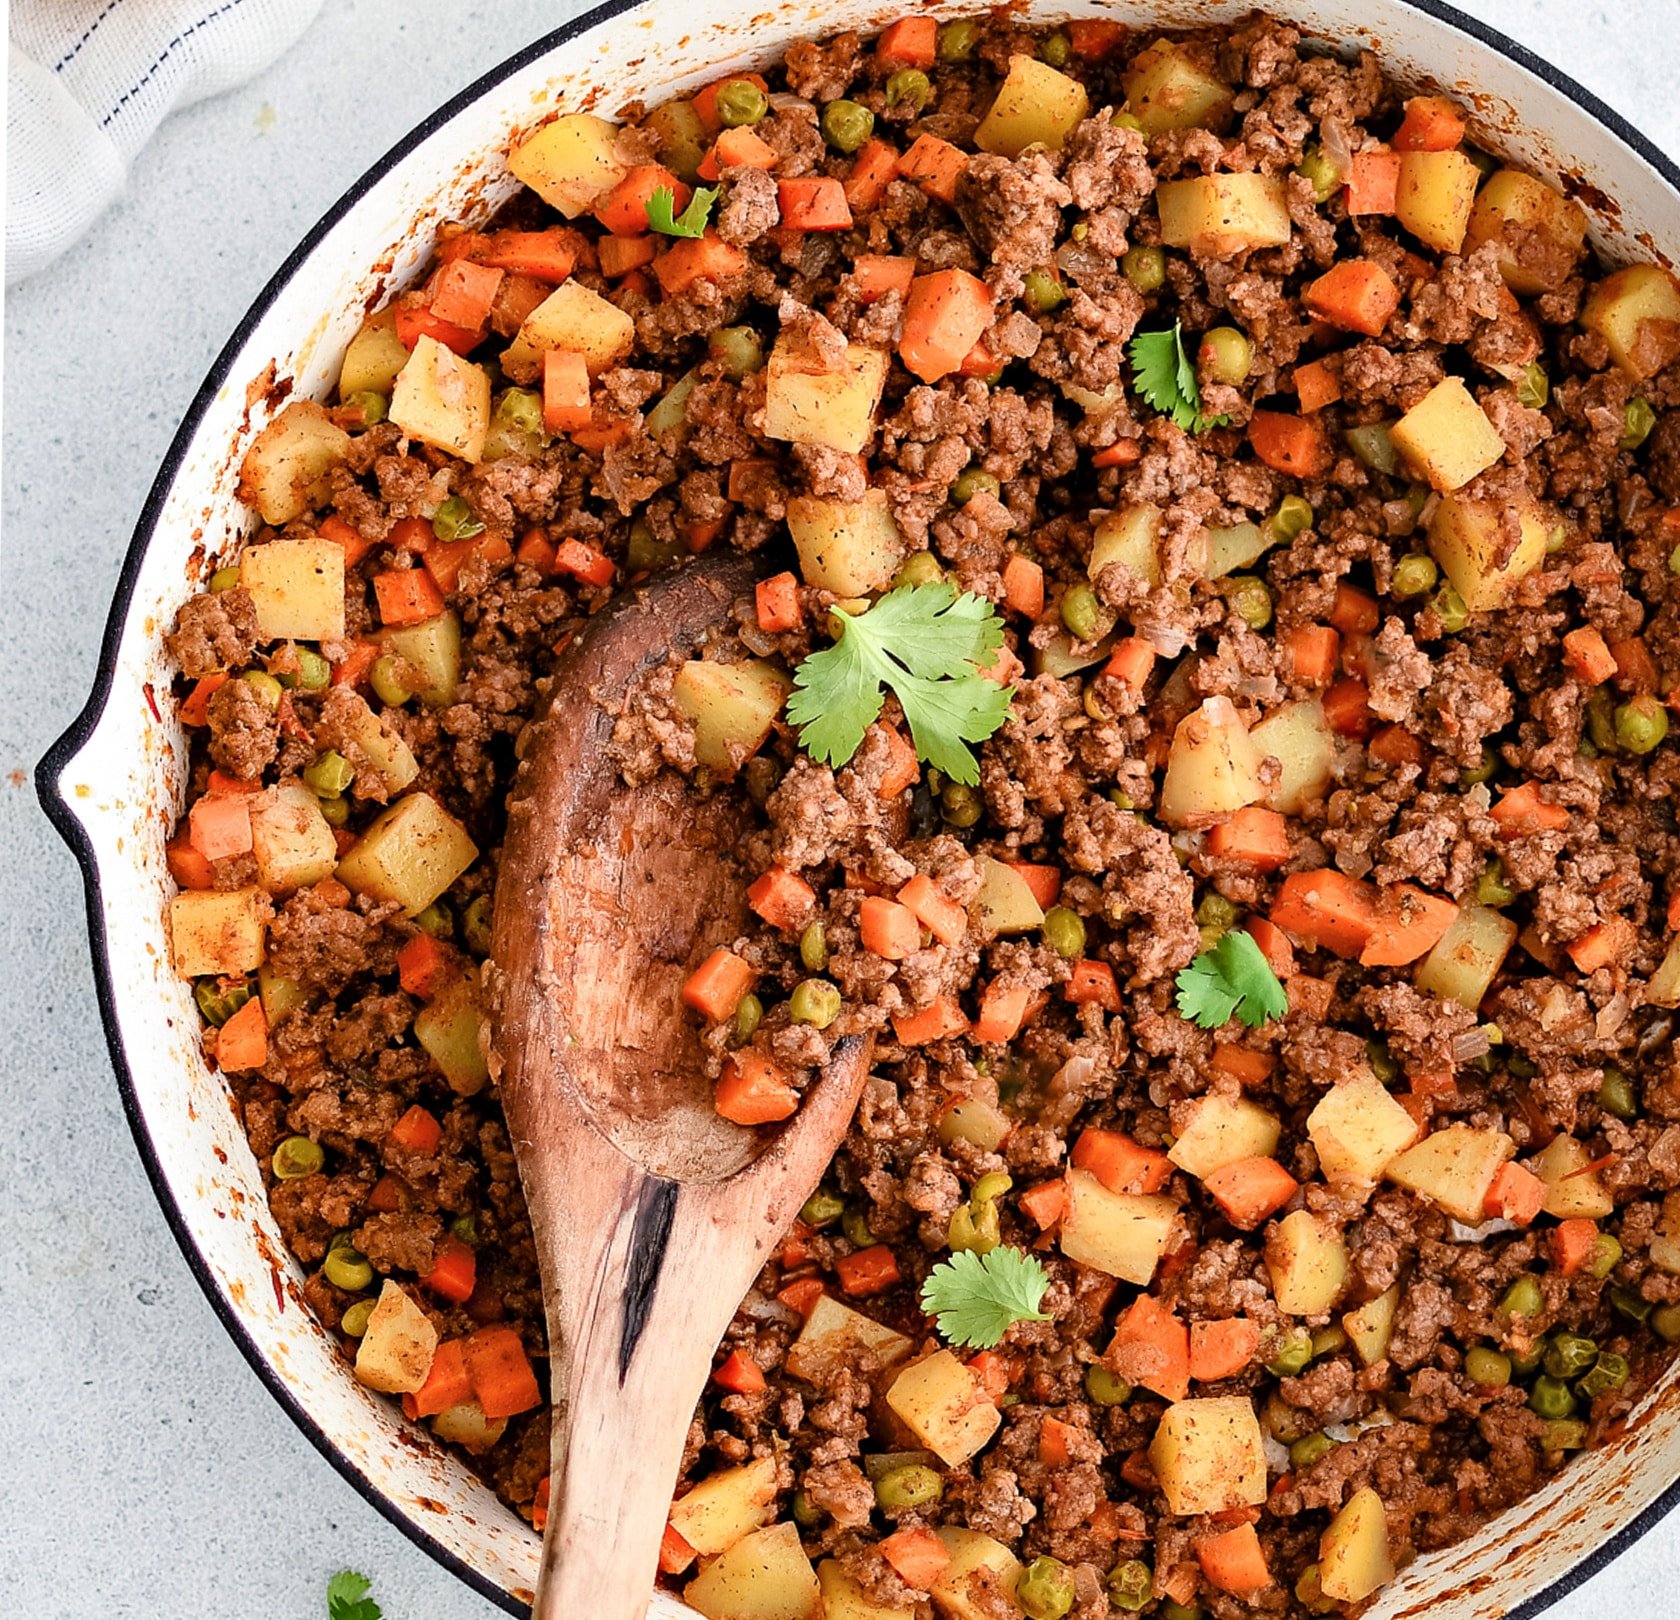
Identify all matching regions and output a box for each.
[788,583,1014,786]
[646,185,719,238]
[1128,321,1229,434]
[920,1246,1052,1349]
[327,1571,381,1620]
[1175,928,1288,1030]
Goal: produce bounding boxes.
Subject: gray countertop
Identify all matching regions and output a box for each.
[3,1,1676,1613]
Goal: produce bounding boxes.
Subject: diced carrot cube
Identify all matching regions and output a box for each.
[596,234,657,277]
[1549,1217,1602,1276]
[1346,149,1401,214]
[852,254,917,304]
[1066,959,1121,1012]
[876,725,920,797]
[715,1050,799,1126]
[477,228,577,281]
[653,231,747,295]
[1360,883,1458,967]
[388,1104,443,1154]
[712,1348,768,1394]
[1197,1523,1272,1597]
[318,513,375,568]
[897,874,967,945]
[1293,357,1343,412]
[420,1235,478,1304]
[836,1243,900,1297]
[1006,863,1063,910]
[658,1524,697,1575]
[1203,1157,1299,1229]
[1563,625,1618,686]
[1482,1160,1545,1225]
[1189,1317,1262,1381]
[756,572,801,633]
[891,995,969,1045]
[412,1339,474,1418]
[1394,94,1467,152]
[1248,410,1332,479]
[898,134,967,205]
[1490,781,1571,838]
[463,1324,541,1419]
[860,895,922,960]
[373,568,447,628]
[1018,1178,1068,1231]
[1369,724,1425,768]
[777,177,852,232]
[1304,258,1400,337]
[881,1525,951,1590]
[1609,635,1659,693]
[1566,915,1636,975]
[843,140,900,212]
[746,864,817,933]
[1207,806,1290,871]
[396,933,455,999]
[1330,581,1380,634]
[1210,1045,1277,1086]
[681,947,756,1022]
[1107,1295,1190,1401]
[1073,1127,1172,1195]
[215,996,268,1071]
[430,259,504,330]
[542,348,592,434]
[595,165,688,237]
[188,793,253,862]
[900,269,993,384]
[1323,676,1374,739]
[974,981,1035,1043]
[1002,554,1045,618]
[554,538,614,587]
[696,126,779,181]
[1270,870,1381,958]
[876,15,937,67]
[776,1275,826,1316]
[1283,624,1339,685]
[1067,18,1126,56]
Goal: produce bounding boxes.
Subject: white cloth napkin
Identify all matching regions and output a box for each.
[8,0,327,285]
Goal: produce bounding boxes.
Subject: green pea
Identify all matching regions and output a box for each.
[708,325,764,378]
[368,654,413,708]
[1539,1418,1588,1451]
[1544,1333,1599,1380]
[734,991,764,1043]
[886,69,932,110]
[937,17,979,60]
[1290,1431,1338,1469]
[1598,1067,1639,1120]
[1196,893,1238,935]
[432,495,484,542]
[1023,270,1067,314]
[341,390,388,428]
[1296,1563,1339,1615]
[1507,1052,1538,1080]
[1041,906,1087,959]
[1103,1560,1152,1614]
[1508,1342,1546,1378]
[1039,31,1072,67]
[842,1207,874,1249]
[1366,1039,1401,1084]
[450,1212,478,1245]
[821,98,875,153]
[801,1189,845,1228]
[195,978,253,1028]
[874,1462,942,1509]
[1528,1375,1577,1420]
[790,980,841,1028]
[1267,1326,1314,1377]
[1669,542,1680,578]
[1392,553,1439,599]
[209,565,243,593]
[1517,362,1550,410]
[1122,245,1166,293]
[948,1197,1001,1254]
[1500,1275,1544,1319]
[340,1297,376,1338]
[240,669,284,711]
[272,1136,324,1180]
[1311,1324,1349,1358]
[1269,493,1315,543]
[318,794,350,827]
[293,647,332,690]
[495,388,543,437]
[627,517,679,574]
[1585,686,1619,753]
[941,781,982,828]
[1261,1390,1311,1443]
[1296,144,1341,202]
[1465,1346,1512,1386]
[323,1245,375,1293]
[1621,397,1658,451]
[1161,1604,1202,1620]
[894,550,945,588]
[953,467,1002,504]
[1112,111,1146,135]
[1652,1302,1680,1341]
[1084,1363,1130,1405]
[1226,574,1273,630]
[413,901,453,939]
[1346,422,1400,476]
[1200,326,1253,385]
[1614,694,1669,754]
[716,80,769,126]
[1060,583,1104,642]
[462,895,493,956]
[1475,860,1516,908]
[1433,582,1470,632]
[972,1171,1013,1205]
[799,922,828,973]
[1611,1285,1653,1322]
[1578,1350,1630,1401]
[790,1489,822,1528]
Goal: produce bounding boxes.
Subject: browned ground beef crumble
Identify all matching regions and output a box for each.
[162,12,1680,1615]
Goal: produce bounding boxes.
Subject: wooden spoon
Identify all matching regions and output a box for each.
[489,552,873,1620]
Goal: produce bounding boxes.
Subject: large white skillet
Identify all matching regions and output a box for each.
[37,0,1680,1612]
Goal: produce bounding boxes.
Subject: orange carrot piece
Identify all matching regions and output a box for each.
[1103,636,1156,692]
[1197,1523,1273,1596]
[188,793,253,861]
[681,947,756,1022]
[1092,439,1143,469]
[900,270,993,384]
[1490,781,1571,838]
[1067,17,1126,55]
[373,568,446,628]
[554,538,614,588]
[1304,258,1401,337]
[1204,1157,1299,1229]
[1270,869,1381,958]
[1609,635,1659,692]
[777,176,853,232]
[837,1243,901,1297]
[1245,918,1296,979]
[215,996,268,1071]
[1360,884,1459,967]
[715,1050,798,1126]
[595,165,687,236]
[843,139,901,212]
[1346,148,1402,214]
[464,1324,541,1419]
[1484,1160,1547,1225]
[205,769,262,797]
[1549,1217,1602,1277]
[1394,94,1467,152]
[1369,723,1425,768]
[974,982,1035,1043]
[166,836,216,891]
[421,1235,478,1304]
[897,874,967,945]
[1293,357,1343,412]
[1002,554,1046,618]
[477,228,577,281]
[1018,1178,1068,1231]
[430,259,504,330]
[394,301,482,355]
[712,1348,768,1394]
[966,1349,1012,1401]
[1566,915,1636,974]
[696,125,779,180]
[1330,581,1380,635]
[1038,1415,1077,1467]
[892,995,970,1045]
[756,571,801,633]
[876,725,920,798]
[542,348,592,433]
[746,864,816,933]
[317,513,376,568]
[658,1524,698,1575]
[388,1103,443,1154]
[861,895,923,960]
[1067,959,1122,1012]
[596,234,658,277]
[852,254,917,304]
[692,71,770,133]
[396,933,455,999]
[179,671,230,728]
[1073,1127,1173,1195]
[411,1339,474,1418]
[653,231,746,295]
[876,15,937,67]
[1563,625,1618,685]
[776,1275,826,1317]
[1284,624,1339,685]
[1107,1295,1190,1401]
[1249,410,1332,478]
[1210,1045,1277,1086]
[1007,863,1063,911]
[1189,1317,1262,1382]
[422,533,513,595]
[898,133,967,205]
[881,1525,952,1590]
[1323,676,1375,739]
[1207,806,1291,871]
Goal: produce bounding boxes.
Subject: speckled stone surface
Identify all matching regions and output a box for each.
[3,1,1678,1614]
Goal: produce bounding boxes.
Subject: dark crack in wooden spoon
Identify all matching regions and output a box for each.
[489,552,873,1620]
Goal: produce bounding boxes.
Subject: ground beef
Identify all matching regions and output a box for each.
[166,585,260,678]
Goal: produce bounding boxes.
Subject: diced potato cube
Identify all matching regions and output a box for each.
[1059,1168,1177,1285]
[1121,40,1233,136]
[1384,1124,1514,1223]
[377,610,461,707]
[785,1295,913,1384]
[788,491,903,595]
[1648,935,1680,1007]
[508,112,628,217]
[1390,378,1506,493]
[1533,1134,1615,1219]
[764,339,888,456]
[1649,1198,1680,1274]
[1342,1284,1401,1367]
[354,1280,438,1393]
[339,308,411,398]
[673,659,792,773]
[686,1522,821,1620]
[975,55,1089,156]
[1319,1487,1395,1603]
[972,856,1046,935]
[414,975,489,1095]
[1307,1070,1419,1185]
[1169,1095,1281,1179]
[1089,504,1164,588]
[239,538,346,643]
[328,690,419,797]
[1157,175,1291,256]
[1414,900,1517,1010]
[249,781,338,894]
[1266,1209,1349,1316]
[237,400,352,526]
[1148,1397,1267,1516]
[1427,494,1549,614]
[1465,169,1589,295]
[646,99,708,185]
[1395,150,1481,254]
[668,1456,778,1557]
[1204,521,1268,580]
[169,886,269,978]
[819,1560,916,1620]
[335,791,479,917]
[430,1400,507,1454]
[1251,699,1335,816]
[390,336,491,463]
[1032,630,1113,679]
[886,1350,1001,1467]
[1581,264,1680,378]
[929,1528,1023,1620]
[502,279,636,379]
[1159,697,1267,827]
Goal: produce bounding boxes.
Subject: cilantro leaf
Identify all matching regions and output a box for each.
[1127,321,1230,434]
[327,1571,381,1620]
[1175,928,1289,1030]
[788,583,1014,785]
[920,1246,1052,1349]
[646,184,719,238]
